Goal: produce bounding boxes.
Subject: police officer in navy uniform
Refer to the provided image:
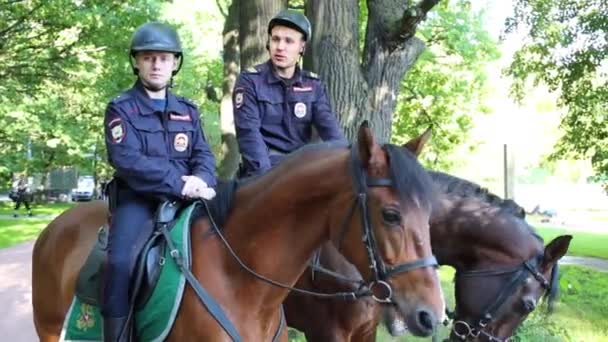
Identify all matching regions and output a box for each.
[233,10,344,177]
[103,22,216,342]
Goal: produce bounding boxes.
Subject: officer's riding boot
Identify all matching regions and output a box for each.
[103,316,129,342]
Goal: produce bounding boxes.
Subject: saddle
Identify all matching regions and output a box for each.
[75,200,184,311]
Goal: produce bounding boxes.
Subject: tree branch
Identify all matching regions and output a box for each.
[397,0,440,41]
[215,0,228,18]
[0,3,44,40]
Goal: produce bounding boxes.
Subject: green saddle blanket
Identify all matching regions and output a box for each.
[59,203,197,342]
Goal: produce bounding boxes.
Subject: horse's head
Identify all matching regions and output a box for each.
[449,233,572,341]
[331,123,443,337]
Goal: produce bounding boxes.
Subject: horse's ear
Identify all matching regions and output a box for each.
[403,127,432,157]
[541,235,572,271]
[357,120,377,168]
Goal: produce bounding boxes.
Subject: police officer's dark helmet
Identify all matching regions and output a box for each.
[268,10,312,41]
[130,22,182,56]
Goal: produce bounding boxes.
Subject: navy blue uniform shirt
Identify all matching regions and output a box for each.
[233,60,344,177]
[104,81,216,200]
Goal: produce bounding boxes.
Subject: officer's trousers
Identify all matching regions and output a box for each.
[102,188,156,318]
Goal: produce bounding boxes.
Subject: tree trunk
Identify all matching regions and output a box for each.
[239,0,286,68]
[307,0,437,143]
[217,0,242,180]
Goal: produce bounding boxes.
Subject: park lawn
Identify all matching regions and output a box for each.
[0,202,74,248]
[0,219,51,248]
[535,225,608,260]
[0,201,75,216]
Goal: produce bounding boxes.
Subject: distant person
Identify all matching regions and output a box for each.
[11,174,32,217]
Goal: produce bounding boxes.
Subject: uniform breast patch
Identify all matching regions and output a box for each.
[108,118,125,143]
[294,102,307,118]
[174,133,189,152]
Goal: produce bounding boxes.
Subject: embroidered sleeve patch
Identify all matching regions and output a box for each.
[108,118,125,143]
[234,88,244,109]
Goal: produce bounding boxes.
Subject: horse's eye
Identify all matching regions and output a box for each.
[382,208,402,226]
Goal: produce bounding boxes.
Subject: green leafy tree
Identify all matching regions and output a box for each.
[392,0,500,170]
[505,0,608,178]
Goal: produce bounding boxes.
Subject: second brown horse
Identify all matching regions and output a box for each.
[284,170,571,341]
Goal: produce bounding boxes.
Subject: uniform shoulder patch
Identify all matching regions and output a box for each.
[109,92,132,105]
[245,66,259,74]
[233,87,245,109]
[304,71,319,79]
[107,117,125,144]
[178,96,198,108]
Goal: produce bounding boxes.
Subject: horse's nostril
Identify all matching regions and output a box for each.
[417,309,436,333]
[523,298,537,312]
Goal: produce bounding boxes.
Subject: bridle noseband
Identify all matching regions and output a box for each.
[447,255,553,341]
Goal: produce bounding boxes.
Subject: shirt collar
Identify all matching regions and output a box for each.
[130,80,187,115]
[264,60,303,86]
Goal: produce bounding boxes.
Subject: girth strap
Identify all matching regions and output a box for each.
[158,221,243,342]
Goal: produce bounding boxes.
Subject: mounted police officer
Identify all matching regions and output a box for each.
[233,10,345,178]
[102,22,217,341]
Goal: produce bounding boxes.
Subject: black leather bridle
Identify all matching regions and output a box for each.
[448,255,555,342]
[333,145,438,302]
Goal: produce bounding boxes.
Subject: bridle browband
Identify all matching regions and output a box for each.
[447,255,553,342]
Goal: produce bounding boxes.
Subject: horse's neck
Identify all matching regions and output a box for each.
[225,150,352,307]
[431,194,540,271]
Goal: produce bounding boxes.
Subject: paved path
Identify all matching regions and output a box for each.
[0,241,607,341]
[561,256,608,272]
[0,241,37,342]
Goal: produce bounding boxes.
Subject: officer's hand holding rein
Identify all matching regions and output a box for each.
[181,175,216,200]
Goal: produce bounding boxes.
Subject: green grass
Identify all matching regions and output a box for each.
[0,202,74,248]
[289,266,608,342]
[0,201,75,216]
[0,219,51,248]
[536,225,608,259]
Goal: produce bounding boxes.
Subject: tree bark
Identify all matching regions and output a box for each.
[217,0,242,180]
[239,0,286,68]
[306,0,438,143]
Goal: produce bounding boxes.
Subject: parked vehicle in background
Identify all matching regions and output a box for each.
[71,176,95,201]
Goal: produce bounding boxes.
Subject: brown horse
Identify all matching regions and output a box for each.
[284,170,572,342]
[32,123,445,341]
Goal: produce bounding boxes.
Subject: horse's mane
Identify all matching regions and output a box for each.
[191,181,239,229]
[385,144,434,206]
[429,171,526,219]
